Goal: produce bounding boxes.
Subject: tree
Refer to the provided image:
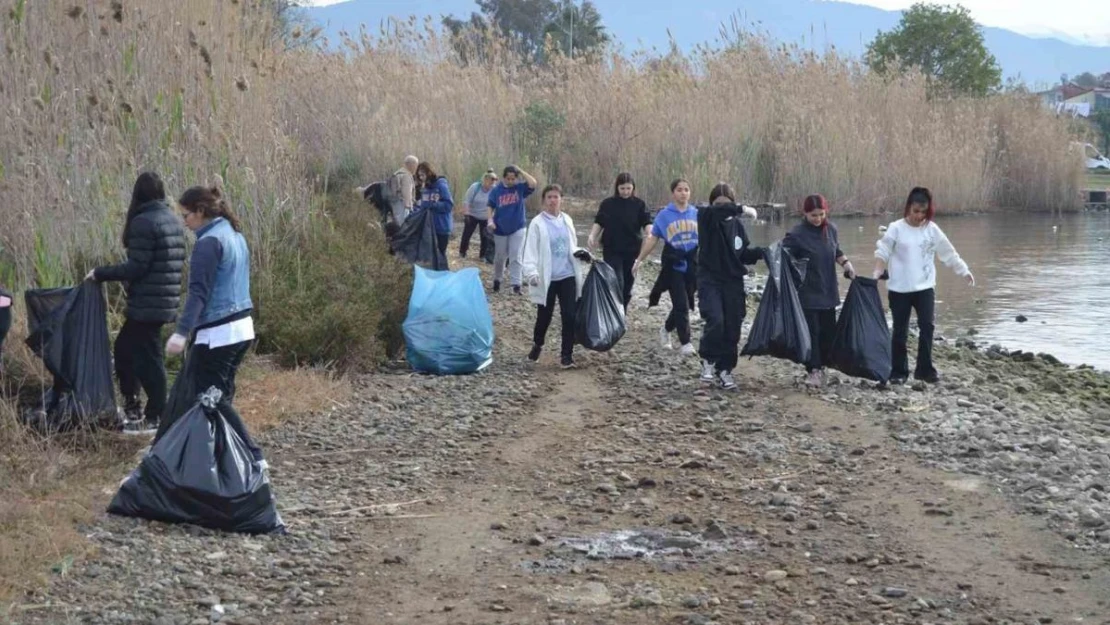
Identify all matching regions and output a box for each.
[1074,72,1099,88]
[542,1,609,59]
[866,3,1002,97]
[444,0,608,63]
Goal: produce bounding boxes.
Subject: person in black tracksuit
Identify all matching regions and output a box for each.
[588,172,652,312]
[696,183,765,390]
[88,172,186,432]
[782,194,856,387]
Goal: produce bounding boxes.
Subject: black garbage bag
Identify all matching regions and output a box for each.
[829,277,892,382]
[155,346,199,443]
[574,261,627,352]
[108,386,286,535]
[740,241,812,365]
[23,282,117,431]
[392,207,447,270]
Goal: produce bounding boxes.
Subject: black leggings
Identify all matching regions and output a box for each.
[533,277,578,359]
[803,308,837,373]
[889,288,936,380]
[459,215,493,260]
[114,319,168,420]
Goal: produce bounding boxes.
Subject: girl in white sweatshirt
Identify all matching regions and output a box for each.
[873,187,975,384]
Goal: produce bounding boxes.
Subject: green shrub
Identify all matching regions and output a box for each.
[253,196,411,373]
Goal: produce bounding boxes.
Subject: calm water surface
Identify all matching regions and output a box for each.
[578,211,1110,370]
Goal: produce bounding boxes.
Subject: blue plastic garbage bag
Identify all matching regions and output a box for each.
[403,266,494,374]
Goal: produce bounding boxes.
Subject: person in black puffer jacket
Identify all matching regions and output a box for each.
[696,183,765,390]
[88,171,186,432]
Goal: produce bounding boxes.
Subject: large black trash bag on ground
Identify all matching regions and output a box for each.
[740,241,812,365]
[392,208,447,270]
[575,261,627,352]
[830,277,892,382]
[109,386,286,535]
[23,282,117,431]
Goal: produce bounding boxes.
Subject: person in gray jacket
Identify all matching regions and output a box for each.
[459,169,497,263]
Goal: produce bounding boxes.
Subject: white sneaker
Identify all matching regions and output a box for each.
[659,325,673,350]
[700,359,716,382]
[805,371,823,388]
[678,343,696,356]
[718,370,737,390]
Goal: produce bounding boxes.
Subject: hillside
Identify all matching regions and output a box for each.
[304,0,1110,87]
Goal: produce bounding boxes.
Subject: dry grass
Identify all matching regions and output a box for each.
[0,399,146,607]
[235,357,352,433]
[0,3,1086,291]
[0,315,350,607]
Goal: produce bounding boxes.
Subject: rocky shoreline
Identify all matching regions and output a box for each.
[9,257,1110,625]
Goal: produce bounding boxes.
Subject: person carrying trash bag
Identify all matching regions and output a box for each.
[574,259,626,352]
[108,385,285,535]
[829,276,892,384]
[522,184,593,369]
[873,187,975,385]
[587,172,652,313]
[157,183,266,469]
[740,241,812,366]
[403,265,494,375]
[23,282,118,431]
[782,194,856,388]
[86,171,187,434]
[696,183,766,390]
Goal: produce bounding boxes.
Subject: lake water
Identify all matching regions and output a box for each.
[578,211,1110,370]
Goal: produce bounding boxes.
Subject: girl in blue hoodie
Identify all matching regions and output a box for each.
[415,161,455,258]
[632,178,699,355]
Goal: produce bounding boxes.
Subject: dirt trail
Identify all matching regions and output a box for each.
[320,354,1109,625]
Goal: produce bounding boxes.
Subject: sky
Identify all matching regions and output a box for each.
[300,0,1110,45]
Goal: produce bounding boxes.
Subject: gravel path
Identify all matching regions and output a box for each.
[11,256,1110,625]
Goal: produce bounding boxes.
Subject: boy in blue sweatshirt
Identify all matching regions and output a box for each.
[486,165,538,294]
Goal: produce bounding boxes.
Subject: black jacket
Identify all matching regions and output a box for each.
[95,200,187,324]
[697,202,763,281]
[783,219,843,310]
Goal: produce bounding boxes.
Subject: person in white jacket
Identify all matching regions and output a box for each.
[873,187,975,385]
[522,184,590,369]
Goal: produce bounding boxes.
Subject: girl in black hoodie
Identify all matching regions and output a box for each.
[696,183,765,390]
[782,194,856,387]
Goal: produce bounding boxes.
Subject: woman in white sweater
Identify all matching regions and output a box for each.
[522,184,590,369]
[873,187,975,385]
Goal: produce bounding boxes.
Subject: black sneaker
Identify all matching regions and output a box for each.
[560,356,576,369]
[527,344,542,362]
[914,373,941,384]
[123,418,158,436]
[493,280,501,293]
[513,285,522,295]
[122,396,143,422]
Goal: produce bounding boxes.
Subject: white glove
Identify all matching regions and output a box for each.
[165,333,187,356]
[526,275,540,287]
[966,272,976,287]
[84,269,96,281]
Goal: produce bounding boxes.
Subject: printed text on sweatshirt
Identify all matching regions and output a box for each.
[874,219,969,293]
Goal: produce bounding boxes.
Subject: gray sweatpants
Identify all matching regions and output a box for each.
[493,230,525,286]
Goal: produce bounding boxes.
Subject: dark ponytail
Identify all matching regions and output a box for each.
[178,184,242,232]
[123,171,167,246]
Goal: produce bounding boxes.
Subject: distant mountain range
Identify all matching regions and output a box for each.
[303,0,1109,87]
